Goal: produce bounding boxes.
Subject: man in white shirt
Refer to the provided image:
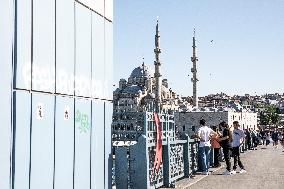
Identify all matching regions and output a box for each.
[231,121,246,174]
[197,119,217,175]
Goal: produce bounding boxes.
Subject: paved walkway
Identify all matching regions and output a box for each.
[174,145,284,189]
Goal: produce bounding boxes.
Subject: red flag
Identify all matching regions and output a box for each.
[153,112,162,170]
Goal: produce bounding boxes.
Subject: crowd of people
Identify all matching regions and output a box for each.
[260,129,284,150]
[196,119,284,176]
[244,128,284,151]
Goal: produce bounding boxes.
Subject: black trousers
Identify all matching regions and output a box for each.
[232,146,244,170]
[213,148,221,167]
[223,147,231,171]
[247,138,251,149]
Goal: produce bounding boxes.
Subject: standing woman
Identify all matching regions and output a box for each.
[211,126,222,167]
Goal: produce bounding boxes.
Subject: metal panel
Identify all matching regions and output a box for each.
[105,21,113,101]
[13,91,31,189]
[30,94,54,189]
[105,0,113,21]
[0,0,13,188]
[91,100,105,189]
[56,0,74,95]
[94,0,105,17]
[77,0,104,17]
[114,147,128,189]
[105,101,113,189]
[74,99,91,189]
[54,96,74,189]
[32,0,55,92]
[130,136,148,189]
[91,13,105,99]
[75,3,92,97]
[15,0,32,90]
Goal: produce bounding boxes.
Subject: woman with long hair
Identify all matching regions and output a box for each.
[211,126,222,167]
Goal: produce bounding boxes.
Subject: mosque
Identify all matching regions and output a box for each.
[113,20,192,115]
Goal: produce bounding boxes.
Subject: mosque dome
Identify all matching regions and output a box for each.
[130,65,152,79]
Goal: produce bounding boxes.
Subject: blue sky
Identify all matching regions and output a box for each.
[113,0,284,97]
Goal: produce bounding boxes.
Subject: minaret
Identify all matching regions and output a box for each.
[142,57,145,76]
[154,18,162,112]
[191,28,199,107]
[142,57,146,86]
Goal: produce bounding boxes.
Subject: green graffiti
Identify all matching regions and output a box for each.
[75,110,90,134]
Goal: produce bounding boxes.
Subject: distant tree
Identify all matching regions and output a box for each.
[260,105,280,125]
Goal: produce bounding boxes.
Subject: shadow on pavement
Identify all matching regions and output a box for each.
[212,173,224,176]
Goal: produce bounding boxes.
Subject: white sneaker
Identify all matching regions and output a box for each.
[202,171,209,175]
[222,170,232,175]
[231,170,237,174]
[239,169,247,173]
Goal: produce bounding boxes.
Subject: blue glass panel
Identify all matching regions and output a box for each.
[13,91,31,189]
[75,3,92,97]
[105,21,113,101]
[32,0,55,92]
[15,0,31,90]
[56,0,74,95]
[91,100,104,189]
[74,99,91,189]
[30,94,54,189]
[54,96,74,189]
[91,13,105,99]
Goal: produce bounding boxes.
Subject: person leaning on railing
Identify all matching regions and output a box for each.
[211,126,222,168]
[197,119,218,175]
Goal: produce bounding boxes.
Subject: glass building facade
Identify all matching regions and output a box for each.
[0,0,113,189]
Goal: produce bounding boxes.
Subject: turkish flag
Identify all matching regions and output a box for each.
[153,112,162,170]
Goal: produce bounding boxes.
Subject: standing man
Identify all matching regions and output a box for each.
[272,129,279,149]
[260,129,266,145]
[219,121,232,175]
[231,121,246,174]
[251,129,257,150]
[247,128,252,150]
[197,119,217,175]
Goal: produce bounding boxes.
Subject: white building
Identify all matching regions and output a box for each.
[175,108,258,137]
